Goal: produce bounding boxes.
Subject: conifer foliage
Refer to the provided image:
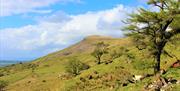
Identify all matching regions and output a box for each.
[124,0,180,73]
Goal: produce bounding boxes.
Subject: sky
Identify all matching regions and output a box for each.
[0,0,147,61]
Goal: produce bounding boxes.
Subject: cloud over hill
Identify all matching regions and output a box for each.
[0,4,134,60]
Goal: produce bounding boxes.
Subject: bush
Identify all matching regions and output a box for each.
[0,73,4,77]
[0,80,8,91]
[65,58,89,76]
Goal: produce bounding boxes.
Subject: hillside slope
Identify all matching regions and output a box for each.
[0,35,179,91]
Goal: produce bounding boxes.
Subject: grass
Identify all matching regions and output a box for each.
[0,35,179,91]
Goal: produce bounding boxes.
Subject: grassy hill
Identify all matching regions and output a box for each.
[0,35,180,91]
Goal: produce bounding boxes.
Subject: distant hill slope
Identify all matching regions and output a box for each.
[42,35,127,59]
[0,35,179,91]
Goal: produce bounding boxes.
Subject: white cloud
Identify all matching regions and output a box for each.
[0,0,81,17]
[0,4,134,60]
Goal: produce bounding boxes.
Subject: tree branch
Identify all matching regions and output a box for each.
[162,18,174,32]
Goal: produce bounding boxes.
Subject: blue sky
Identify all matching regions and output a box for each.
[0,0,147,61]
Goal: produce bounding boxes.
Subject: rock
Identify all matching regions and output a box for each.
[160,69,166,75]
[170,79,177,84]
[145,77,178,91]
[132,75,144,81]
[167,77,177,84]
[156,80,163,88]
[176,80,180,84]
[160,77,168,86]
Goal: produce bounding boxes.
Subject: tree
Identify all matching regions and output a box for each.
[65,58,89,76]
[91,42,109,64]
[124,0,180,74]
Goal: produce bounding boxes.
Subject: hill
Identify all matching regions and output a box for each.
[0,35,180,91]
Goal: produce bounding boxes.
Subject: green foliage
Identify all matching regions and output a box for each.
[65,58,89,76]
[0,80,8,91]
[124,0,180,73]
[91,42,109,64]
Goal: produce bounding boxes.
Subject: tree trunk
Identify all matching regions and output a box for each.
[97,56,101,64]
[155,53,161,74]
[154,48,162,74]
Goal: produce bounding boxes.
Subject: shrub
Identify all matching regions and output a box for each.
[65,58,89,76]
[0,80,8,91]
[0,73,4,77]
